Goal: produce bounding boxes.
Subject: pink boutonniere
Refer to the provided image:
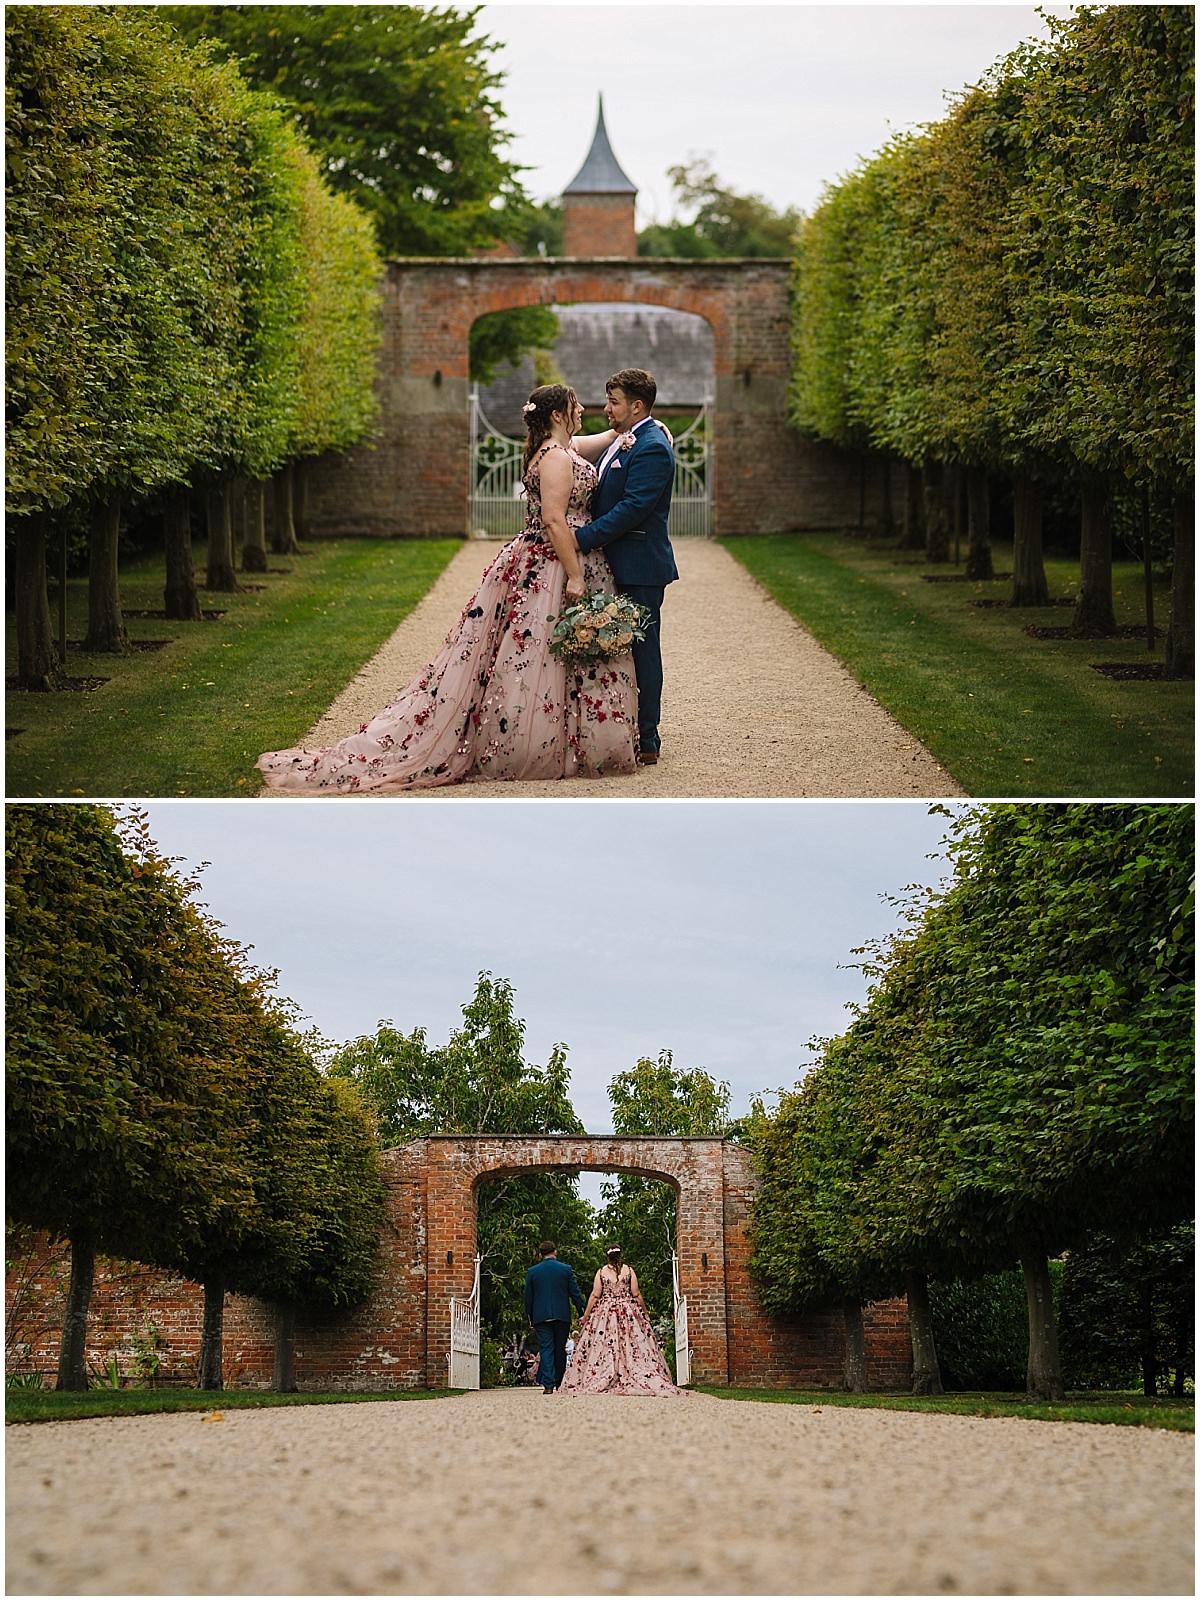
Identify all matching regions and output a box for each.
[617,432,637,451]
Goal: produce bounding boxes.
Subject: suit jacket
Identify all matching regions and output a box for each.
[576,417,679,588]
[524,1256,586,1325]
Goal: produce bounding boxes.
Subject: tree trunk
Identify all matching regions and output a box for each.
[56,1232,95,1392]
[83,491,129,653]
[965,467,994,581]
[274,1300,298,1392]
[294,460,311,542]
[13,512,66,691]
[922,462,950,563]
[841,1301,869,1393]
[878,455,896,541]
[900,463,924,550]
[1017,1239,1064,1402]
[198,1278,225,1390]
[205,484,238,593]
[1010,470,1049,606]
[947,464,963,566]
[1164,484,1194,679]
[1072,473,1116,635]
[905,1271,943,1396]
[242,480,268,574]
[272,463,300,556]
[163,491,201,621]
[1139,486,1156,654]
[1139,1282,1158,1397]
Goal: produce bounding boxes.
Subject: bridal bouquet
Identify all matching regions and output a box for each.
[548,591,649,665]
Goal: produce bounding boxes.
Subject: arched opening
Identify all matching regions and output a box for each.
[467,300,715,541]
[462,1159,689,1388]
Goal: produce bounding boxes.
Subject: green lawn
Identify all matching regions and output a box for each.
[721,534,1193,797]
[5,1387,455,1424]
[702,1387,1194,1431]
[6,538,460,797]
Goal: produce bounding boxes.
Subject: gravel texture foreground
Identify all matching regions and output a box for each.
[7,1391,1192,1595]
[263,540,964,799]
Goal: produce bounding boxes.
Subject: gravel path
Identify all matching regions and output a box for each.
[7,1391,1191,1595]
[266,540,964,798]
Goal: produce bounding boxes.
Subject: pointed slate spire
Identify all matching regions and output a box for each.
[563,95,637,196]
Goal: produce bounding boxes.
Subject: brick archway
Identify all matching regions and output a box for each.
[6,1135,912,1391]
[306,259,882,540]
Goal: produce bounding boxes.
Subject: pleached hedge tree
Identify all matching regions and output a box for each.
[789,6,1194,672]
[6,804,385,1390]
[748,803,1194,1401]
[6,6,383,685]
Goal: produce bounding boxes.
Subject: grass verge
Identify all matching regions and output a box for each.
[701,1386,1193,1431]
[6,537,461,797]
[6,1388,455,1425]
[721,534,1193,797]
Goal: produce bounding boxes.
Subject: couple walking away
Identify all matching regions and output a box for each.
[257,368,678,792]
[523,1240,685,1397]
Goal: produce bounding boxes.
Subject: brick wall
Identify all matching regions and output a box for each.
[563,195,638,258]
[305,259,894,541]
[7,1138,912,1393]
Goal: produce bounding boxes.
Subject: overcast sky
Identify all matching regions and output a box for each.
[467,3,1073,225]
[137,800,960,1197]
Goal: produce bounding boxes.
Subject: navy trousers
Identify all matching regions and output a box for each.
[534,1319,570,1389]
[619,583,666,752]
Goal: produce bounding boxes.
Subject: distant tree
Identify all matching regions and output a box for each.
[1059,1222,1194,1396]
[595,1053,732,1323]
[162,5,525,257]
[326,972,595,1339]
[640,160,800,258]
[469,307,560,386]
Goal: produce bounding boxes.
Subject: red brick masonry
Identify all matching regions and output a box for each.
[304,259,893,540]
[7,1138,911,1391]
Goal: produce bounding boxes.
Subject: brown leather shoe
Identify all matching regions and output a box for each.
[637,750,659,766]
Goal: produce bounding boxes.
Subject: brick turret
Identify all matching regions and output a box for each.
[562,95,638,257]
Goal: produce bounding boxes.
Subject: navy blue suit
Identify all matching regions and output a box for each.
[576,418,678,753]
[524,1256,586,1389]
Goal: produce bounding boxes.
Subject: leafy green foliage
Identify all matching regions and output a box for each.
[6,804,385,1315]
[469,307,560,385]
[639,161,800,259]
[929,1268,1047,1391]
[789,8,1194,491]
[595,1053,732,1322]
[327,972,593,1338]
[1059,1223,1194,1394]
[161,5,524,256]
[749,805,1194,1374]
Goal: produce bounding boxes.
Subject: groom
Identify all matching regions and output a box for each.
[523,1240,586,1393]
[575,367,678,765]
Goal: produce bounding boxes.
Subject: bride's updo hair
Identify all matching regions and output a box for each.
[521,383,579,477]
[605,1244,623,1268]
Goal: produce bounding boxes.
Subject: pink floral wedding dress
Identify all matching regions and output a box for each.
[256,444,637,792]
[559,1264,687,1397]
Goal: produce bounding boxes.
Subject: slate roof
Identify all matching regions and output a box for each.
[477,304,714,435]
[563,96,638,196]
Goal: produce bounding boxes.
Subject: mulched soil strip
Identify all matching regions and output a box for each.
[123,609,226,620]
[65,639,172,652]
[1091,662,1167,681]
[1025,624,1160,641]
[921,572,1012,583]
[6,676,110,693]
[972,596,1074,609]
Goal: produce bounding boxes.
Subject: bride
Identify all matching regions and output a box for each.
[559,1245,686,1397]
[256,384,644,792]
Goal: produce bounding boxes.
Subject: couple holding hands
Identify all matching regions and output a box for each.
[258,368,678,793]
[523,1240,685,1397]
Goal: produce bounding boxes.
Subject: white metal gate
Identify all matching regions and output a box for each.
[469,387,526,540]
[469,388,712,540]
[667,403,711,539]
[672,1251,691,1387]
[448,1254,482,1390]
